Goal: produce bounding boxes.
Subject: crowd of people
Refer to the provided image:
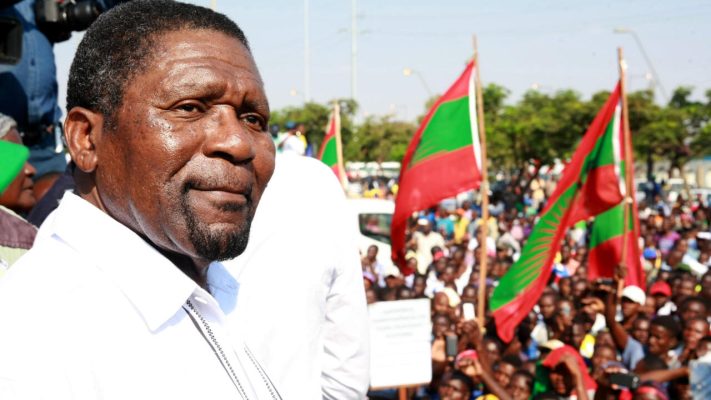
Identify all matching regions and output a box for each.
[362,172,711,400]
[2,1,710,398]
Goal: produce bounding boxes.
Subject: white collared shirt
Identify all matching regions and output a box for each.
[0,193,280,400]
[223,154,370,400]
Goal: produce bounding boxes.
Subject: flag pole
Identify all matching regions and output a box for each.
[473,35,490,329]
[618,47,634,289]
[333,102,348,192]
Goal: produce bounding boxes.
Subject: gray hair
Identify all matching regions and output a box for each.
[0,113,17,139]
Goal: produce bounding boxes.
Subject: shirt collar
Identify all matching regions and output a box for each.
[49,192,198,332]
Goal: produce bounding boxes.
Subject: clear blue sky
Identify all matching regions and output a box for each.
[54,0,711,122]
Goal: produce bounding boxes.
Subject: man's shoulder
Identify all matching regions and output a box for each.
[272,155,343,192]
[0,236,88,305]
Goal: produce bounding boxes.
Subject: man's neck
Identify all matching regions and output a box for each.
[161,250,209,289]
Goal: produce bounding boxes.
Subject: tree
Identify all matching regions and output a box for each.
[344,115,416,162]
[488,89,589,175]
[270,98,358,155]
[632,87,711,180]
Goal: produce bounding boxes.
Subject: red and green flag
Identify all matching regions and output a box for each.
[318,103,348,190]
[491,83,629,342]
[588,142,644,288]
[391,60,483,273]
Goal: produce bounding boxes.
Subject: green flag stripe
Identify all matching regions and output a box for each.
[577,115,618,183]
[409,96,472,167]
[320,137,338,166]
[491,112,618,310]
[588,200,634,248]
[490,186,576,310]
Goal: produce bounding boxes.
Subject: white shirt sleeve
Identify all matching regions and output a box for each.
[321,182,370,400]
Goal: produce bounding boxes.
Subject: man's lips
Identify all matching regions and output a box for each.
[184,179,253,209]
[22,178,33,191]
[191,188,248,204]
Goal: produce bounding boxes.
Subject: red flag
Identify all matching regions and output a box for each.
[391,61,483,273]
[317,103,347,190]
[491,83,627,342]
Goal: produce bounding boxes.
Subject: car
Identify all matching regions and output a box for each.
[347,198,395,270]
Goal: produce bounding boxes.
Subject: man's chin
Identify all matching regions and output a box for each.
[190,224,251,262]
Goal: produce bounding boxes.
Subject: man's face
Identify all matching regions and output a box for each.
[677,279,696,298]
[647,324,674,355]
[432,315,450,338]
[539,295,556,320]
[652,293,669,309]
[482,339,501,364]
[556,299,575,326]
[621,297,640,319]
[681,300,706,323]
[413,277,426,297]
[571,323,586,348]
[632,318,650,345]
[508,374,531,400]
[702,274,711,299]
[94,29,274,264]
[494,361,515,388]
[591,346,616,373]
[438,378,469,400]
[683,319,709,350]
[441,266,456,284]
[366,245,378,259]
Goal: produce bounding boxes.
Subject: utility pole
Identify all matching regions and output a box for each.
[351,0,357,103]
[614,28,668,103]
[303,0,311,102]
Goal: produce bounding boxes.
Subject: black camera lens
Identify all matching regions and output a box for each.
[62,1,100,32]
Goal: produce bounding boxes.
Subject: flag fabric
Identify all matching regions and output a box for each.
[391,60,483,273]
[317,103,347,188]
[490,83,628,343]
[588,153,644,288]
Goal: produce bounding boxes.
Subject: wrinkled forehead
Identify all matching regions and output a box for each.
[149,28,259,76]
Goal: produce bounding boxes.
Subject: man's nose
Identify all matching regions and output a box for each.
[24,161,36,178]
[203,107,256,163]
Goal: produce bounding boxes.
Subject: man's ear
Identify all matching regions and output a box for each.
[64,107,105,173]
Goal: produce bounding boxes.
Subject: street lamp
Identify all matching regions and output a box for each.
[613,27,669,102]
[403,67,433,97]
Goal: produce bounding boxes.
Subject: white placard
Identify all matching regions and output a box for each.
[368,298,432,389]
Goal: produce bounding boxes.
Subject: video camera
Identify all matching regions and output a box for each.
[34,0,101,42]
[1,0,102,64]
[0,16,21,64]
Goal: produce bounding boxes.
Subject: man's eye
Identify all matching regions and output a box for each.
[176,103,203,113]
[243,115,266,130]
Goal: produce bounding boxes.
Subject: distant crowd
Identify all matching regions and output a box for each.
[362,172,711,400]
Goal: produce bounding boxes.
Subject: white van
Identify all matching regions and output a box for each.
[347,198,395,270]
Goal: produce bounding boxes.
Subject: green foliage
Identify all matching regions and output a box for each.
[344,116,416,162]
[634,86,711,171]
[270,98,357,153]
[268,85,711,168]
[488,89,591,170]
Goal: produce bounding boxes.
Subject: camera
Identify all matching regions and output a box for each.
[34,0,101,42]
[0,16,22,64]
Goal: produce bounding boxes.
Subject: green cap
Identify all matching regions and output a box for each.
[0,141,29,195]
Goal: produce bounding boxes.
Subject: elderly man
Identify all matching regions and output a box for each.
[0,1,281,398]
